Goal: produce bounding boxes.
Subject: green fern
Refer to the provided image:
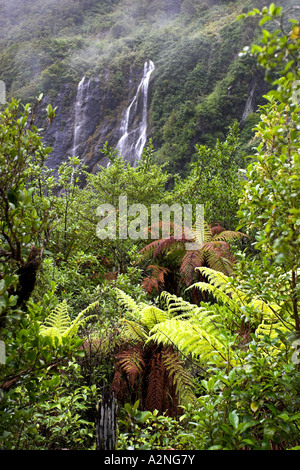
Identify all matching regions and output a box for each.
[113,288,196,412]
[122,319,149,342]
[161,347,195,405]
[187,269,242,319]
[115,288,169,340]
[120,305,170,343]
[190,267,290,340]
[149,295,234,367]
[140,305,170,330]
[115,287,236,368]
[114,287,147,319]
[39,299,98,345]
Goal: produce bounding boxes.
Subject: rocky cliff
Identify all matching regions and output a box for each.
[2,0,293,174]
[41,59,156,172]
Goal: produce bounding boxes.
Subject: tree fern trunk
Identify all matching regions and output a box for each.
[96,390,118,450]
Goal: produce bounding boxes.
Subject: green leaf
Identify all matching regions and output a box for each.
[250,401,259,413]
[229,410,239,430]
[136,411,152,424]
[238,420,256,433]
[242,438,256,446]
[278,413,290,422]
[269,3,275,15]
[259,15,272,26]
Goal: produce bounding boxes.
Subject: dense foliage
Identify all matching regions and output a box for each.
[0,3,300,451]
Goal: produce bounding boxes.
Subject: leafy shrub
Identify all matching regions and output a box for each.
[118,400,186,450]
[179,334,300,450]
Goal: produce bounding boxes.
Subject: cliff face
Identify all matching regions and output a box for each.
[1,0,287,174]
[42,61,155,172]
[43,74,118,172]
[41,52,266,174]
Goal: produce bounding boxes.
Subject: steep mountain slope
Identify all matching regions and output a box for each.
[0,0,297,174]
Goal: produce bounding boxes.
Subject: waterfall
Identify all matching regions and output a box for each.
[116,60,155,166]
[73,76,90,157]
[241,81,256,123]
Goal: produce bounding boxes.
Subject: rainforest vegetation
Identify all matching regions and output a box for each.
[0,2,300,451]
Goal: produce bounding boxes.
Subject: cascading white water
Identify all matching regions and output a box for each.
[116,60,155,166]
[73,76,89,157]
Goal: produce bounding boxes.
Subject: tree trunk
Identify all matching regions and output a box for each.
[96,390,118,450]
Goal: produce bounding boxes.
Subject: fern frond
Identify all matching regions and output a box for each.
[186,222,230,246]
[180,250,205,286]
[206,253,234,277]
[139,236,187,262]
[192,220,209,246]
[149,317,231,366]
[149,296,228,363]
[142,276,159,294]
[63,300,99,338]
[152,236,186,260]
[203,241,234,275]
[62,312,86,339]
[210,224,227,237]
[250,298,281,319]
[179,228,239,286]
[138,238,163,260]
[161,347,195,405]
[192,267,288,336]
[160,291,202,317]
[41,299,70,333]
[189,280,240,315]
[147,265,170,283]
[79,300,100,316]
[145,350,166,413]
[39,300,97,345]
[122,319,149,342]
[195,267,232,291]
[140,305,169,330]
[212,230,245,242]
[141,265,170,293]
[255,318,286,340]
[194,267,247,305]
[115,346,145,387]
[114,287,142,319]
[195,267,284,318]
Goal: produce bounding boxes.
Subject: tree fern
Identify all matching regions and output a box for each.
[113,288,195,414]
[138,223,245,294]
